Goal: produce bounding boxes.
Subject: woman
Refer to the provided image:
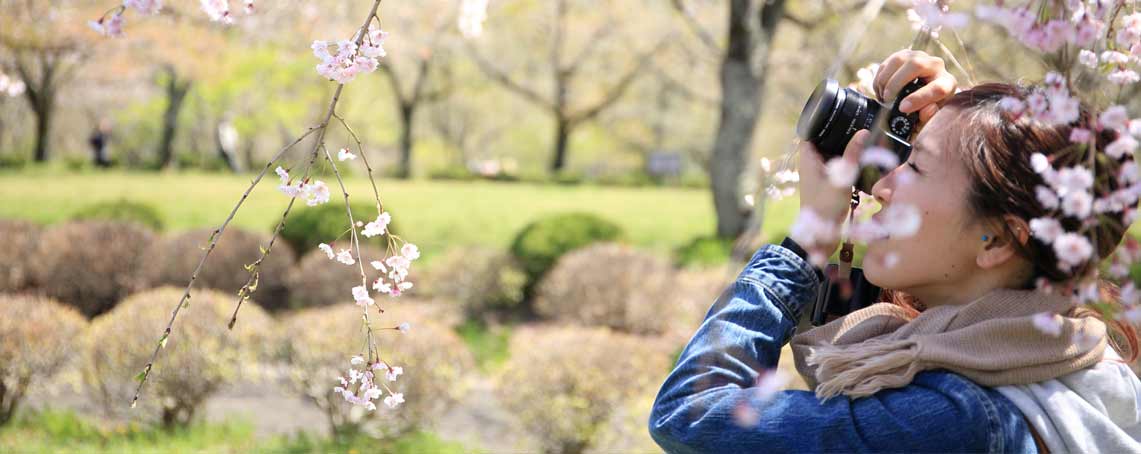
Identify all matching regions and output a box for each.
[648,50,1141,453]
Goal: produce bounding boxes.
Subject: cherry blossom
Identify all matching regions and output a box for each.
[1029,217,1064,244]
[361,212,391,238]
[337,148,357,161]
[124,0,162,15]
[459,0,489,39]
[1032,312,1064,337]
[1100,105,1129,131]
[0,72,25,97]
[352,285,374,307]
[1053,233,1094,271]
[318,243,335,260]
[89,12,124,37]
[335,249,356,265]
[313,25,388,83]
[1035,185,1060,210]
[302,180,330,206]
[396,322,410,333]
[1061,191,1093,219]
[1078,49,1098,68]
[1106,134,1138,159]
[908,0,968,37]
[200,0,233,24]
[859,146,899,170]
[878,203,922,237]
[824,157,859,188]
[1054,166,1093,197]
[384,392,405,409]
[789,208,838,249]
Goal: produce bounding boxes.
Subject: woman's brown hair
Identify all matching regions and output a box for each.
[885,82,1139,366]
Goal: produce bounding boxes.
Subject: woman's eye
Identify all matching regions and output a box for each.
[906,161,921,174]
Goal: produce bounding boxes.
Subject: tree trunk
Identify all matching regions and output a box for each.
[158,69,192,169]
[31,98,51,162]
[396,103,415,179]
[710,0,785,238]
[550,118,571,173]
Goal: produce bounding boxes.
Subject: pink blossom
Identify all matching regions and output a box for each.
[824,157,859,188]
[1106,134,1138,159]
[1032,312,1063,337]
[1078,49,1098,68]
[386,365,403,382]
[1100,105,1129,130]
[373,277,393,295]
[89,13,124,37]
[1069,128,1092,144]
[302,180,330,206]
[1061,191,1093,219]
[859,146,899,169]
[352,285,374,307]
[335,249,355,265]
[1026,92,1048,116]
[879,203,922,237]
[200,0,233,24]
[384,392,405,409]
[1100,50,1131,65]
[397,322,410,333]
[1053,233,1093,270]
[789,208,838,249]
[998,96,1025,116]
[1029,217,1063,244]
[361,212,391,238]
[1035,185,1060,210]
[243,0,254,14]
[337,148,357,161]
[1055,166,1094,196]
[124,0,162,15]
[401,243,420,261]
[1108,69,1140,85]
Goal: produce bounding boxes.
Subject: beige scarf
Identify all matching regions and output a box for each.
[790,288,1108,401]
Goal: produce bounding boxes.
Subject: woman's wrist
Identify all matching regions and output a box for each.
[779,236,826,284]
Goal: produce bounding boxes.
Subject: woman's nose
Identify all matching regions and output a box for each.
[871,170,893,205]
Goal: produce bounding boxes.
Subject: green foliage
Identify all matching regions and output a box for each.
[277,202,393,255]
[510,212,624,299]
[71,199,164,231]
[455,319,513,373]
[424,246,527,321]
[427,166,477,181]
[675,234,734,268]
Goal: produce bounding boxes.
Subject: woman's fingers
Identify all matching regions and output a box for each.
[873,51,909,101]
[899,71,956,114]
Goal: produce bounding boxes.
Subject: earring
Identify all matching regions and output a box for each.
[982,234,990,242]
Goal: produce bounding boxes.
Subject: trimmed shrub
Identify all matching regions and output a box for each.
[279,303,474,438]
[147,228,295,311]
[32,221,156,318]
[495,325,672,454]
[0,294,87,425]
[79,287,274,427]
[0,220,40,293]
[534,243,677,335]
[675,234,734,268]
[71,199,164,231]
[510,212,624,299]
[286,245,391,310]
[423,246,526,322]
[278,202,395,256]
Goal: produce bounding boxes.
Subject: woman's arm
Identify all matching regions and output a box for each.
[647,244,1021,453]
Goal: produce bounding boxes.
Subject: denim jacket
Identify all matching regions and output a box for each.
[648,244,1039,453]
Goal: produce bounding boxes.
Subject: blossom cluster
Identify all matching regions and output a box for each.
[89,0,252,37]
[312,25,389,84]
[0,72,26,97]
[332,355,405,411]
[274,166,330,206]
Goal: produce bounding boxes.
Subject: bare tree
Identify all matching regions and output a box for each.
[467,0,669,174]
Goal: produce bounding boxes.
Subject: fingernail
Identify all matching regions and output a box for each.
[899,99,913,112]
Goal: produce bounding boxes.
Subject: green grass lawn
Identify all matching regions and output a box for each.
[0,409,466,454]
[0,169,800,264]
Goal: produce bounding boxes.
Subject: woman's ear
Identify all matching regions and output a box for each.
[976,215,1030,270]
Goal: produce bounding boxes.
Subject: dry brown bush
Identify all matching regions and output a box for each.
[0,294,87,425]
[286,245,393,310]
[32,221,156,317]
[495,324,673,454]
[79,287,274,427]
[421,246,526,322]
[148,228,295,311]
[278,303,474,438]
[0,220,40,293]
[534,243,679,335]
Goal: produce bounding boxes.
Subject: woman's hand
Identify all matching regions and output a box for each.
[797,130,869,259]
[873,49,958,126]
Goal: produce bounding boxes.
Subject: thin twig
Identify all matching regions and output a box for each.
[131,0,387,409]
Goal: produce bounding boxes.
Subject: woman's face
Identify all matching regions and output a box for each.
[863,108,990,296]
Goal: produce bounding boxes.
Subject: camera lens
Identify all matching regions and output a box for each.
[795,78,880,160]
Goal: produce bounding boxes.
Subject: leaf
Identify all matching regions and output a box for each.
[259,245,269,255]
[158,333,169,349]
[248,272,259,292]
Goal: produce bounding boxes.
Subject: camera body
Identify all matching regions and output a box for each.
[795,77,924,325]
[795,78,924,193]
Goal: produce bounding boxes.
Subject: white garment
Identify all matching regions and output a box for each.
[995,347,1141,453]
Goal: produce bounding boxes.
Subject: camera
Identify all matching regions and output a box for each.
[794,76,927,325]
[795,77,924,193]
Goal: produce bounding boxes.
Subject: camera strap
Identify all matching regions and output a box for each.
[837,187,859,280]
